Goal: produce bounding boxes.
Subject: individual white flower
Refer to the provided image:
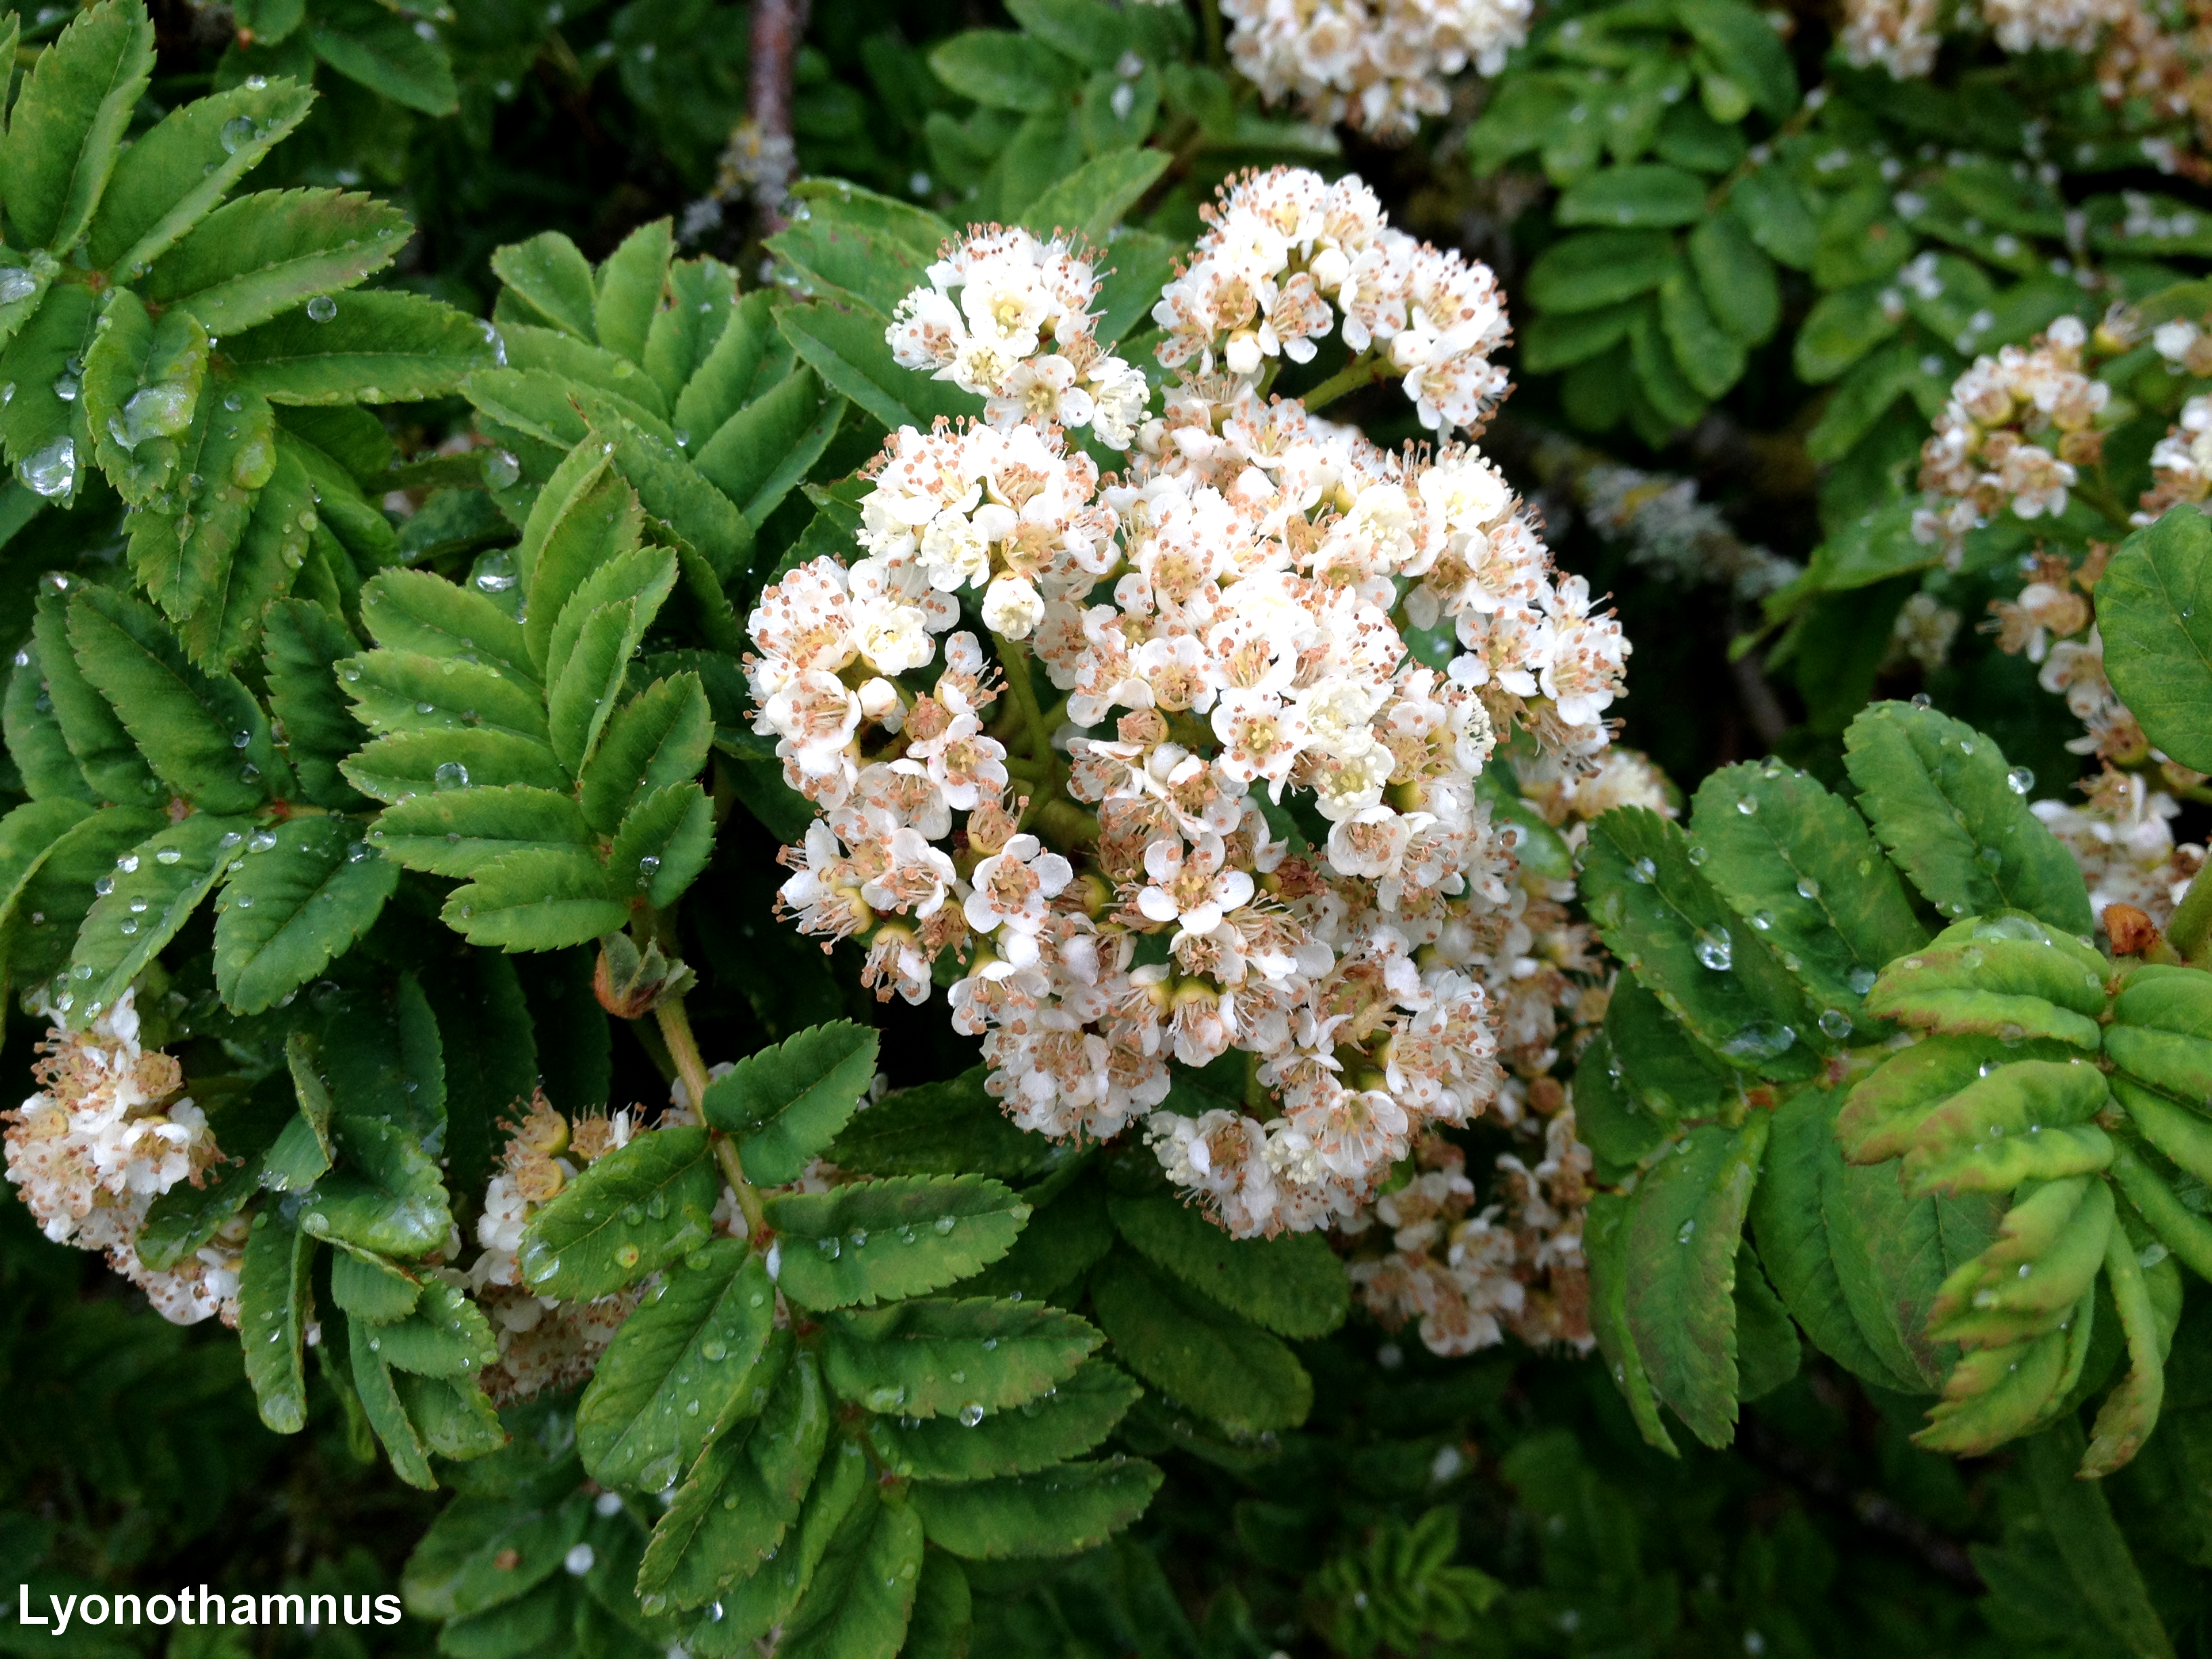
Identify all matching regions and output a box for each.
[982,573,1048,638]
[1137,834,1257,936]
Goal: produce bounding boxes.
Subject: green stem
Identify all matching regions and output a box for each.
[657,996,769,1243]
[1300,350,1387,414]
[1201,0,1225,68]
[993,633,1055,764]
[2168,864,2212,965]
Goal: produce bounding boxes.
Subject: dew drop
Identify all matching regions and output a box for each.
[2007,766,2034,795]
[1818,1008,1851,1039]
[434,761,470,790]
[306,295,337,322]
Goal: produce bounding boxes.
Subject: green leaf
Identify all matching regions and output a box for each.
[703,1433,871,1649]
[547,537,676,771]
[182,440,319,669]
[86,77,317,274]
[1558,165,1708,229]
[703,1020,882,1188]
[911,1459,1161,1562]
[28,596,159,806]
[1617,1116,1767,1448]
[0,0,155,255]
[693,372,844,527]
[1021,148,1170,242]
[1864,941,2108,1048]
[330,1246,423,1324]
[1604,972,1730,1122]
[370,785,593,878]
[224,290,493,405]
[397,1372,507,1462]
[0,798,96,926]
[901,1553,972,1659]
[422,952,537,1205]
[83,287,208,507]
[1794,283,1902,383]
[775,1486,926,1659]
[491,232,599,342]
[1587,1192,1678,1453]
[258,603,359,811]
[638,1340,827,1609]
[2098,506,2212,773]
[296,1111,453,1257]
[593,218,674,369]
[766,1175,1030,1311]
[1106,1192,1346,1338]
[579,674,713,835]
[341,729,569,804]
[239,1208,314,1434]
[777,300,975,436]
[1526,231,1679,311]
[1893,1061,2114,1196]
[1805,340,1922,465]
[788,180,957,261]
[1927,1176,2111,1350]
[371,1278,499,1379]
[1629,303,1706,431]
[64,811,246,1026]
[578,1241,779,1492]
[1750,1082,1931,1395]
[1676,0,1796,118]
[214,816,396,1014]
[403,1491,591,1620]
[930,30,1080,110]
[352,1327,436,1488]
[827,1065,1059,1182]
[1687,761,1929,1028]
[1582,807,1821,1078]
[868,1357,1139,1481]
[643,254,738,407]
[4,638,99,804]
[769,216,930,318]
[597,417,758,582]
[0,279,96,495]
[340,647,549,742]
[515,1126,720,1300]
[359,567,536,684]
[123,380,275,629]
[266,1029,336,1193]
[1688,211,1779,344]
[1088,1250,1311,1435]
[308,0,459,115]
[441,847,630,950]
[2020,1420,2177,1656]
[672,289,779,443]
[1843,701,2095,933]
[1521,302,1640,372]
[6,806,166,985]
[821,1298,1099,1418]
[1658,260,1744,400]
[143,188,409,337]
[516,445,642,668]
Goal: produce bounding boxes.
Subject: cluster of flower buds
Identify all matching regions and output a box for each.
[748,167,1629,1240]
[3,991,241,1326]
[1151,169,1511,437]
[888,226,1153,450]
[470,1093,647,1404]
[1221,0,1532,141]
[2139,394,2212,523]
[1915,316,2114,553]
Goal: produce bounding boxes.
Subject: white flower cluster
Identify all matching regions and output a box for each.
[1346,1101,1594,1356]
[1223,0,1532,140]
[747,169,1629,1239]
[1151,169,1512,438]
[888,226,1151,449]
[2034,767,2207,927]
[3,992,241,1326]
[1984,0,2131,56]
[1842,0,1945,76]
[2140,392,2212,523]
[1915,316,2110,552]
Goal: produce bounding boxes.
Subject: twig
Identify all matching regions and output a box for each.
[656,995,769,1242]
[746,0,810,240]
